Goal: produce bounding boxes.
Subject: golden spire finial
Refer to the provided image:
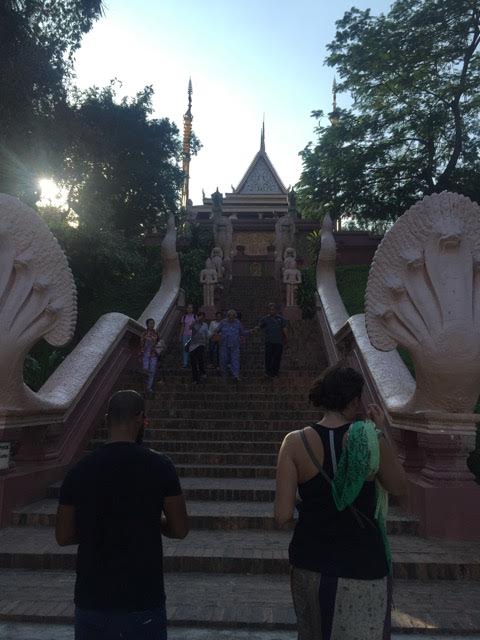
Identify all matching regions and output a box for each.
[329,76,340,126]
[182,78,193,209]
[187,77,192,115]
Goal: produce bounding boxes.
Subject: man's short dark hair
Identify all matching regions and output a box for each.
[107,390,144,424]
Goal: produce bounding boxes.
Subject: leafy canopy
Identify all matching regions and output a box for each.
[0,0,104,203]
[298,0,480,224]
[62,83,183,237]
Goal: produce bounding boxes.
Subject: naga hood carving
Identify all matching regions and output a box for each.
[365,191,480,413]
[0,194,77,412]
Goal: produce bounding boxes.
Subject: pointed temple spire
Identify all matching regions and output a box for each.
[260,117,265,152]
[182,78,193,209]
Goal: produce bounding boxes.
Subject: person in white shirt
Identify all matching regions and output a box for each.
[188,312,210,384]
[208,311,223,369]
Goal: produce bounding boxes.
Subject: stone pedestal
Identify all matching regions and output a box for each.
[390,412,480,540]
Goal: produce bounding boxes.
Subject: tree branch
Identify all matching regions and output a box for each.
[437,9,480,188]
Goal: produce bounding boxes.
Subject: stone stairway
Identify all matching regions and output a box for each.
[1,275,480,634]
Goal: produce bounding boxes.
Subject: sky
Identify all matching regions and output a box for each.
[73,0,392,205]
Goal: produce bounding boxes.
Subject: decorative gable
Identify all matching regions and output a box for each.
[237,156,284,194]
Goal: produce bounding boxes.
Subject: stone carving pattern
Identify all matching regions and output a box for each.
[0,194,77,411]
[365,191,480,413]
[240,158,282,194]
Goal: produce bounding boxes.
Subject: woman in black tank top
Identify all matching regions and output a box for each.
[274,366,406,640]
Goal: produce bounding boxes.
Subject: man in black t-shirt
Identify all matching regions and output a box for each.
[256,302,288,378]
[56,390,188,640]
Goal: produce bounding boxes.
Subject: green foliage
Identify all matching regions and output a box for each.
[296,266,317,319]
[178,225,214,311]
[24,345,66,392]
[0,0,104,203]
[61,83,183,237]
[306,230,322,262]
[298,0,480,224]
[335,264,415,374]
[335,265,370,316]
[467,405,480,484]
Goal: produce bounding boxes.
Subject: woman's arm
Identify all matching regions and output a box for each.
[274,433,298,529]
[368,404,407,496]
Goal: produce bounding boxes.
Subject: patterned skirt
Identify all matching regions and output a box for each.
[291,566,391,640]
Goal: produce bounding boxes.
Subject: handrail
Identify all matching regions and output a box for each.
[315,210,480,540]
[315,213,415,419]
[0,214,182,525]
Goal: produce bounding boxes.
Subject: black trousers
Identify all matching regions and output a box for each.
[265,342,283,376]
[190,345,205,382]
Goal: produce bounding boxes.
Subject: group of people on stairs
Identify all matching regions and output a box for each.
[55,365,406,640]
[179,301,288,384]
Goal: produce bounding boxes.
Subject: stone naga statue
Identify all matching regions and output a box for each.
[283,258,302,307]
[200,257,218,307]
[0,194,77,412]
[365,191,480,413]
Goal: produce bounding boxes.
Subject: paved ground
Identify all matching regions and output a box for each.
[2,569,480,633]
[0,623,479,640]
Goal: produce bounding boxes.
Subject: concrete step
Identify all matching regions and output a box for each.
[140,418,312,431]
[116,440,283,455]
[11,500,419,535]
[147,400,317,411]
[0,570,479,633]
[147,392,314,405]
[47,478,278,502]
[147,429,290,443]
[134,409,320,421]
[1,527,479,579]
[142,450,279,466]
[176,464,277,479]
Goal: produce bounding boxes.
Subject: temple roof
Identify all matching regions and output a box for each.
[234,125,287,196]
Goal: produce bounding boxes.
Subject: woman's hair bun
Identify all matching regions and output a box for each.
[308,365,364,411]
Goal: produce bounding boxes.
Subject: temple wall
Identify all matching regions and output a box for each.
[233,231,275,255]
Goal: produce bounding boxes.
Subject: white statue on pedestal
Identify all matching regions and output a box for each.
[210,247,225,280]
[283,247,297,270]
[275,213,296,279]
[283,258,302,307]
[200,258,218,307]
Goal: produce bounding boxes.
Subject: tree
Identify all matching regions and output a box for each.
[0,0,104,203]
[298,0,480,224]
[59,83,183,237]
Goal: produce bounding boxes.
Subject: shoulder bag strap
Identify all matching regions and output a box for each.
[300,428,368,530]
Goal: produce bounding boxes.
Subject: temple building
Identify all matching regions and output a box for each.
[146,81,381,272]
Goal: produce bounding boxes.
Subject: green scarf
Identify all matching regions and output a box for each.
[331,420,391,572]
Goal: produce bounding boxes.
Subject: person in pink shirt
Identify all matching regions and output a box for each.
[180,304,196,368]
